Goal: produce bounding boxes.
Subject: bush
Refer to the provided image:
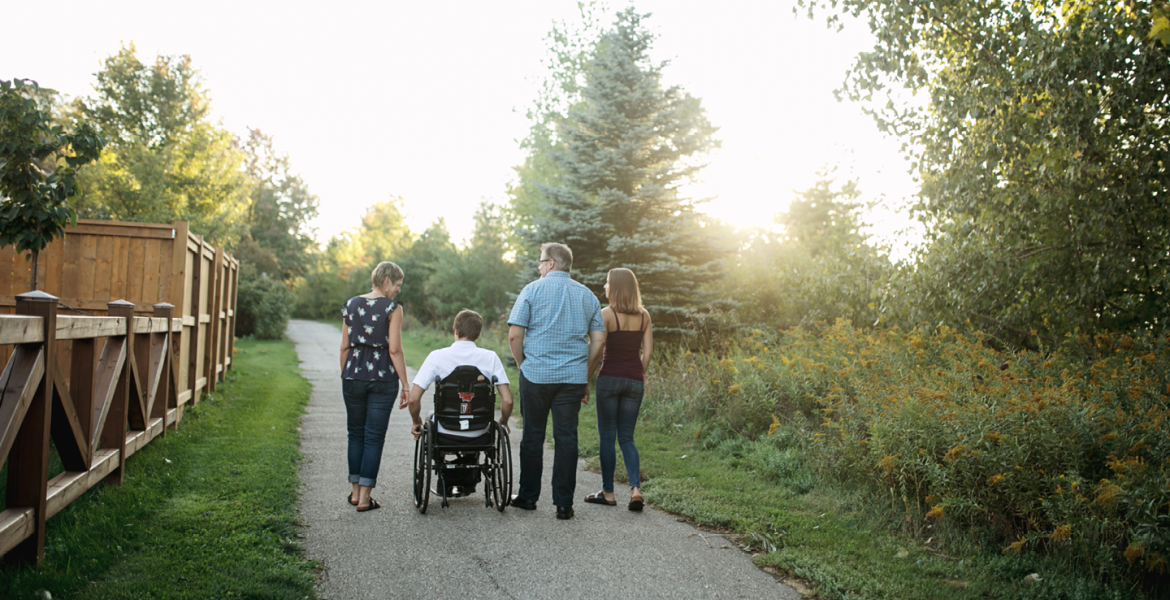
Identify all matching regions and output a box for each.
[645,321,1170,591]
[237,269,294,339]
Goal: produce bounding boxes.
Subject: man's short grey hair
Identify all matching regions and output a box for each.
[541,242,573,272]
[372,261,404,289]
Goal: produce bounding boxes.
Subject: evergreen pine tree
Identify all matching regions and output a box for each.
[523,8,724,334]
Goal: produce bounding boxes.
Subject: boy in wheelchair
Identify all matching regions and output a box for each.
[407,310,513,498]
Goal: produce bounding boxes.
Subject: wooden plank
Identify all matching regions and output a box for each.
[78,235,98,304]
[127,347,147,431]
[157,238,173,305]
[56,317,126,340]
[0,508,35,557]
[0,317,45,345]
[90,337,126,445]
[0,246,13,298]
[123,418,163,458]
[142,238,161,305]
[110,236,129,303]
[176,389,192,404]
[43,236,64,295]
[131,317,170,334]
[126,238,145,304]
[70,337,95,465]
[92,236,113,303]
[68,222,174,239]
[146,333,167,417]
[195,376,208,391]
[45,448,118,519]
[60,235,81,304]
[172,318,182,333]
[0,347,45,467]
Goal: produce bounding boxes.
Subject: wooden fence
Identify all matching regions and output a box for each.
[0,220,239,564]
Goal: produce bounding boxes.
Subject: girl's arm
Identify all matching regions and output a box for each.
[340,322,350,372]
[641,309,654,374]
[387,304,410,408]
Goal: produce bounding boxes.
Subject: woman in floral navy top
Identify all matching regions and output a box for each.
[339,261,409,512]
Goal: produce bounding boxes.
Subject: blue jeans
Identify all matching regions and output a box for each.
[595,376,644,492]
[517,371,585,508]
[342,379,398,488]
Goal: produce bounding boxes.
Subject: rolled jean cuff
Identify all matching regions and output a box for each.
[359,477,377,488]
[349,474,361,484]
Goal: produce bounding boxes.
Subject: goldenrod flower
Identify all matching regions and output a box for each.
[1125,543,1144,564]
[925,504,944,520]
[1050,525,1071,542]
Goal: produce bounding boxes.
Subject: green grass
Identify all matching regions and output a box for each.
[0,338,316,600]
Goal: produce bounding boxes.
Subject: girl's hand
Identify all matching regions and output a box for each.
[399,387,409,409]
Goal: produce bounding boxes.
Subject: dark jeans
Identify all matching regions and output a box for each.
[342,379,398,488]
[595,375,644,492]
[517,371,585,507]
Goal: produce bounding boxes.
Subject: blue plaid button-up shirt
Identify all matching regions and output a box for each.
[508,271,604,384]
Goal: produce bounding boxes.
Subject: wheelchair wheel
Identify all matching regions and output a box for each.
[413,424,431,513]
[489,422,512,512]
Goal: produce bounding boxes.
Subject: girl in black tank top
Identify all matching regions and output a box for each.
[584,268,654,510]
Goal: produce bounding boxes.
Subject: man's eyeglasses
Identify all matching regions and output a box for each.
[539,259,552,264]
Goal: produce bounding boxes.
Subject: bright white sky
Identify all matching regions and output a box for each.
[0,0,921,254]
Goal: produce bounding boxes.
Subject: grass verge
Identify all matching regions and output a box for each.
[0,338,316,600]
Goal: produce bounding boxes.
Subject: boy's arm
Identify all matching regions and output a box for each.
[496,384,514,434]
[408,383,427,440]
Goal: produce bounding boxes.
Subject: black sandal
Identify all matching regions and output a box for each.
[628,496,644,511]
[584,491,616,506]
[356,499,381,512]
[347,493,358,506]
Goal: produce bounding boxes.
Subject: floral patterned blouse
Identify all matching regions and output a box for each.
[341,296,399,381]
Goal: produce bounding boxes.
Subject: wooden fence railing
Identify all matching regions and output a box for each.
[0,220,239,564]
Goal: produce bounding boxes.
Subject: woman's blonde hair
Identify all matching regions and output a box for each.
[607,268,642,314]
[372,261,404,289]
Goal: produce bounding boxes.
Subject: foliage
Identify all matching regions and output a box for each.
[236,264,295,339]
[0,79,105,289]
[649,321,1170,591]
[508,1,609,233]
[425,202,520,323]
[0,339,316,600]
[393,218,457,323]
[74,43,252,245]
[798,0,1170,346]
[293,197,414,319]
[518,8,728,334]
[237,129,319,283]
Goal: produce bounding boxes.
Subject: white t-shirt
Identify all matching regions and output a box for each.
[413,341,510,437]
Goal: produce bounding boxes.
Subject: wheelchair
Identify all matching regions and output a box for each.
[413,365,512,513]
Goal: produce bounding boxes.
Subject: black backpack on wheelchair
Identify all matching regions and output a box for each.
[412,365,512,512]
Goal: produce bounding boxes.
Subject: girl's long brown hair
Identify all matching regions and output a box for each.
[607,268,643,314]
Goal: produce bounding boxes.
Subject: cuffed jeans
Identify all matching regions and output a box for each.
[342,379,398,488]
[517,371,585,508]
[595,375,644,492]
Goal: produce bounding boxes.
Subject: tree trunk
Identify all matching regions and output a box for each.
[29,249,38,291]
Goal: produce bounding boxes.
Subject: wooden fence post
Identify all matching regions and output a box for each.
[3,291,57,565]
[103,300,134,486]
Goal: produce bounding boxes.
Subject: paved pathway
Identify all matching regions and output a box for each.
[289,319,799,600]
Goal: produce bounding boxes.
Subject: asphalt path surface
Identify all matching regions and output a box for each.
[289,319,800,600]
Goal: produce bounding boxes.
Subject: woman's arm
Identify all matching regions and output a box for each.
[340,322,350,372]
[641,310,654,374]
[387,304,410,407]
[586,307,611,383]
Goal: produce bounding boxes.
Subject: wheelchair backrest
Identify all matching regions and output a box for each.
[433,365,496,432]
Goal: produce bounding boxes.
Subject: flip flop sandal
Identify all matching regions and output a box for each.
[584,491,616,506]
[628,496,644,511]
[347,493,358,506]
[356,499,381,512]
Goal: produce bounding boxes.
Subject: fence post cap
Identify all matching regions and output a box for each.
[108,299,135,308]
[15,290,58,302]
[152,302,175,310]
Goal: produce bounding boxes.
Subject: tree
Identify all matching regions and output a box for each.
[394,218,457,323]
[237,129,319,282]
[799,0,1170,344]
[74,44,251,245]
[427,202,521,323]
[0,79,105,290]
[719,171,894,332]
[522,8,726,334]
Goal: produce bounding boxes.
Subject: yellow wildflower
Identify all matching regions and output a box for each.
[1050,525,1071,542]
[1003,537,1026,554]
[1125,544,1144,564]
[768,414,781,436]
[728,384,742,395]
[925,504,944,520]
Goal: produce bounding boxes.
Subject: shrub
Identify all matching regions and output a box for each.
[236,270,294,339]
[644,321,1170,590]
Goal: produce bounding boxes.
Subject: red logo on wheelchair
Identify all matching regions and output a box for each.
[459,392,474,414]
